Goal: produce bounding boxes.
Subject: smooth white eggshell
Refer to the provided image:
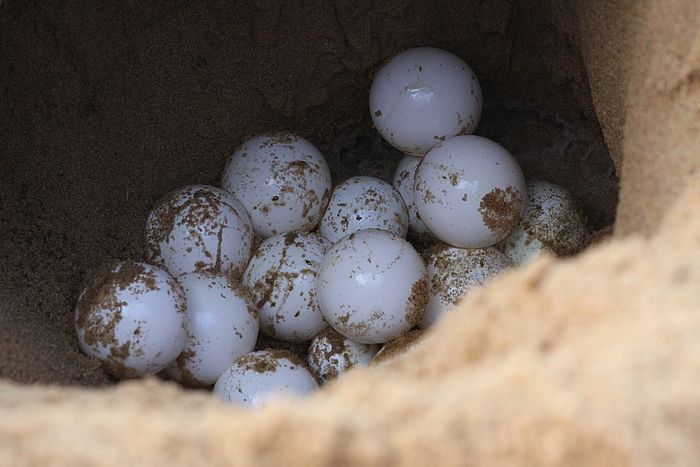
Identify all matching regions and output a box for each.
[496,180,587,266]
[420,245,512,329]
[242,231,330,342]
[75,261,187,378]
[316,229,428,344]
[307,326,379,384]
[369,47,482,156]
[221,133,332,238]
[414,135,526,248]
[165,271,259,387]
[392,154,436,242]
[145,185,253,279]
[318,176,409,244]
[213,350,319,408]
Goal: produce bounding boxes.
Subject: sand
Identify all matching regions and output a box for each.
[1,0,696,465]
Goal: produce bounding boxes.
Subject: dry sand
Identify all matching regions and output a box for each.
[1,0,698,465]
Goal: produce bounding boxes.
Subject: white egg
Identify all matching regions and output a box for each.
[318,176,409,243]
[165,271,259,387]
[74,261,187,378]
[221,132,332,238]
[392,154,436,242]
[414,135,526,248]
[213,350,319,408]
[241,231,330,342]
[420,244,512,329]
[316,229,428,344]
[145,185,253,280]
[369,47,482,156]
[496,180,587,266]
[307,326,379,384]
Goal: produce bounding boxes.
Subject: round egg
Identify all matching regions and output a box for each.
[496,180,587,266]
[165,271,259,388]
[213,350,319,408]
[420,244,512,329]
[241,231,330,342]
[75,261,187,378]
[307,326,379,384]
[392,154,436,242]
[316,229,428,344]
[318,175,409,244]
[221,132,332,238]
[414,135,526,248]
[369,47,482,156]
[145,185,253,279]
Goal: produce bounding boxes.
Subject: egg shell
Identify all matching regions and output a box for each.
[145,185,253,280]
[371,329,428,365]
[318,175,409,244]
[221,132,332,238]
[242,231,330,342]
[307,326,378,384]
[392,154,436,242]
[74,261,187,378]
[414,135,526,248]
[213,350,319,408]
[165,271,259,388]
[369,47,482,156]
[420,244,512,329]
[496,180,588,266]
[316,229,428,344]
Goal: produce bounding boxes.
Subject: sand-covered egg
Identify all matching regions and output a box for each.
[307,326,379,384]
[420,244,512,329]
[496,180,587,266]
[165,271,259,388]
[221,132,332,238]
[414,135,526,248]
[316,229,428,344]
[369,47,482,156]
[241,231,330,342]
[392,154,436,242]
[75,261,187,378]
[145,185,253,279]
[318,175,409,243]
[213,350,319,408]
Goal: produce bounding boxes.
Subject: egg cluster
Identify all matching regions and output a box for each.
[74,47,587,408]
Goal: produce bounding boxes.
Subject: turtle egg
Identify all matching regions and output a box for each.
[316,229,428,344]
[221,132,332,238]
[213,350,319,408]
[369,47,482,156]
[307,326,379,384]
[414,135,526,248]
[420,244,512,329]
[165,271,259,388]
[241,231,330,342]
[145,185,253,279]
[318,175,409,244]
[74,261,187,378]
[496,180,587,266]
[392,154,436,242]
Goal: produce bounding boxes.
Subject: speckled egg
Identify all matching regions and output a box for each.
[145,185,253,280]
[75,261,187,378]
[307,326,378,384]
[213,350,319,408]
[221,132,332,238]
[414,135,526,248]
[241,231,330,342]
[495,180,587,266]
[420,244,512,329]
[318,175,409,244]
[316,229,428,344]
[392,154,436,242]
[165,271,259,388]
